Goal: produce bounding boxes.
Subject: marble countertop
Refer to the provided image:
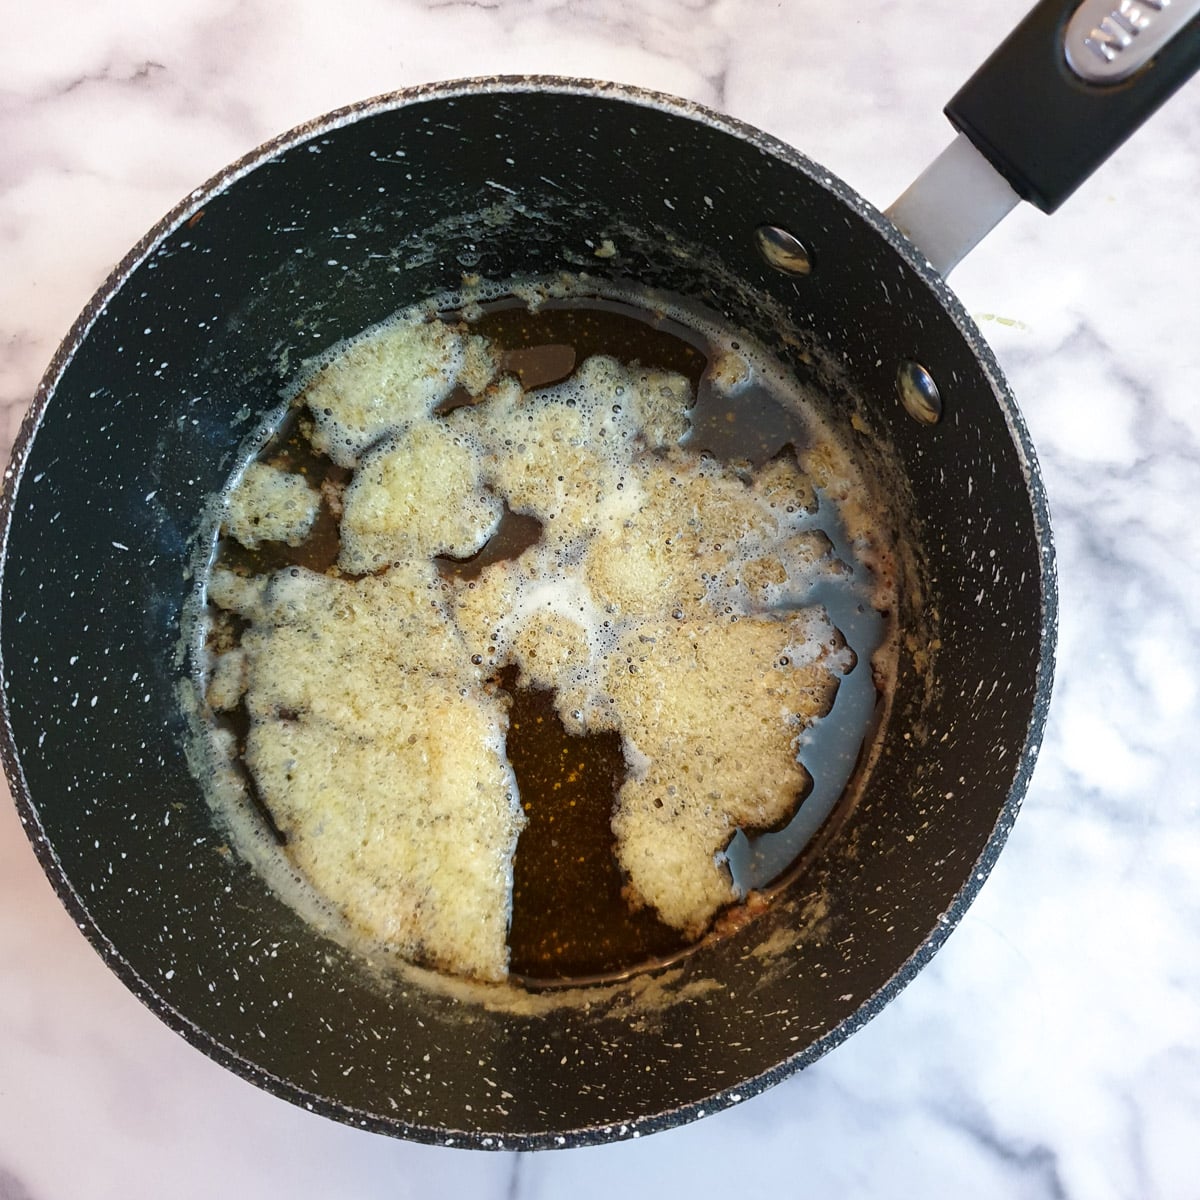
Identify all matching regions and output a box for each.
[2,1,1199,1196]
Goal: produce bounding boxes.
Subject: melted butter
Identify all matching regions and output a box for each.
[200,283,894,985]
[502,670,687,981]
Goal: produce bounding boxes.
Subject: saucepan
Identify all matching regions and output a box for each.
[1,0,1196,1149]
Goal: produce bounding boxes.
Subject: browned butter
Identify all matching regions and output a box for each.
[197,282,893,986]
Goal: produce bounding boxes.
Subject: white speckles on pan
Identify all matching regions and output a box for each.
[0,79,1054,1149]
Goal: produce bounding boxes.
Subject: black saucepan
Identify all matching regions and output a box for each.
[1,0,1196,1150]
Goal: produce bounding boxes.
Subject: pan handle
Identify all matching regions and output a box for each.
[886,0,1200,275]
[948,0,1200,212]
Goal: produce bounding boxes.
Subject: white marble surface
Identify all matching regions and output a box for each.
[2,1,1199,1196]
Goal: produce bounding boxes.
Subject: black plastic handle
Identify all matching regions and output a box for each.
[945,0,1200,212]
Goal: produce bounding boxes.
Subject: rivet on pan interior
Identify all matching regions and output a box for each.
[897,360,943,425]
[754,226,813,275]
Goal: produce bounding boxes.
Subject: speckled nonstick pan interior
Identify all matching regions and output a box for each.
[0,79,1054,1148]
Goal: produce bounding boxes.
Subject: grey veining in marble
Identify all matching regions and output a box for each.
[2,1,1199,1197]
